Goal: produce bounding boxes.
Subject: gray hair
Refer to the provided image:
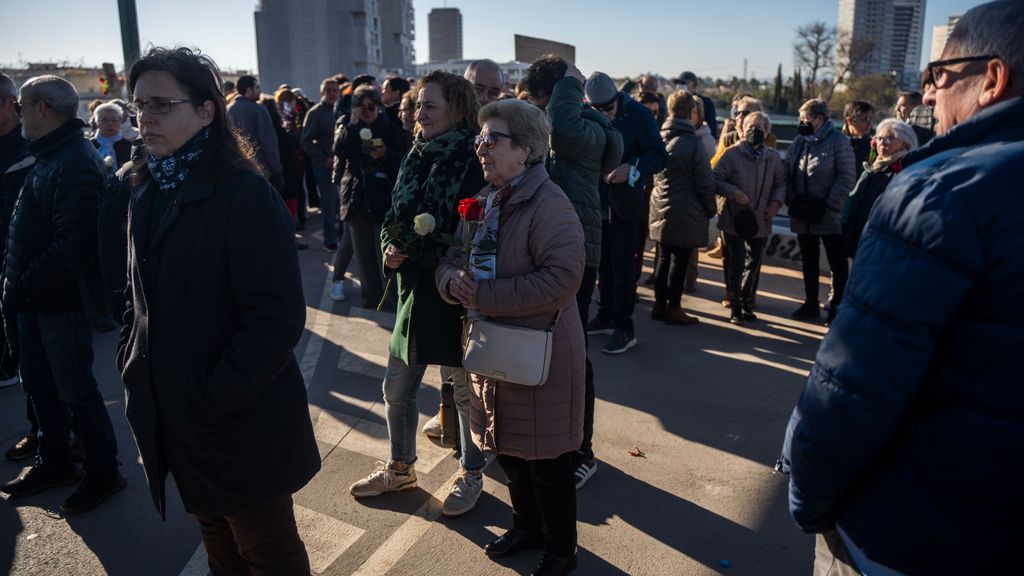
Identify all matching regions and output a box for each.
[20,75,79,120]
[945,1,1024,88]
[464,59,506,84]
[745,111,772,133]
[478,99,550,164]
[874,118,919,151]
[93,101,125,122]
[0,73,16,100]
[799,98,829,120]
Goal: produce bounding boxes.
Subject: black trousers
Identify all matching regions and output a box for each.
[196,494,311,576]
[723,234,767,309]
[497,452,577,556]
[797,233,848,307]
[653,243,693,307]
[574,266,597,464]
[597,217,640,332]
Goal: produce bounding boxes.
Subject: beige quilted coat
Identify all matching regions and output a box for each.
[436,163,586,460]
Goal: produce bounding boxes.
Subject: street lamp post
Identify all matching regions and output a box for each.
[118,0,141,78]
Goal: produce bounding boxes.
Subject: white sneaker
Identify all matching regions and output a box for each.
[329,280,346,302]
[441,469,483,517]
[422,412,442,439]
[574,460,597,489]
[349,461,417,498]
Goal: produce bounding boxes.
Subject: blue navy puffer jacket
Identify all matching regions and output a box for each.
[782,96,1024,575]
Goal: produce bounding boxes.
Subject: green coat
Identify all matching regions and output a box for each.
[546,76,623,268]
[381,129,486,366]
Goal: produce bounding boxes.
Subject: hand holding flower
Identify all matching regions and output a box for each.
[449,269,478,309]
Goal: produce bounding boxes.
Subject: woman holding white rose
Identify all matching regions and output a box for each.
[330,85,405,307]
[349,72,489,519]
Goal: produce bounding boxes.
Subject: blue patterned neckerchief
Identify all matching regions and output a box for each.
[147,127,211,191]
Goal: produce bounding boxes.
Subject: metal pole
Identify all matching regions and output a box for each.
[118,0,141,74]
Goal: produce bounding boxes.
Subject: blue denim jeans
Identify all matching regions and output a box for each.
[382,345,484,471]
[446,366,485,472]
[312,164,339,246]
[17,311,118,474]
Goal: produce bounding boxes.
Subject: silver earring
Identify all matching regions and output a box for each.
[518,159,526,164]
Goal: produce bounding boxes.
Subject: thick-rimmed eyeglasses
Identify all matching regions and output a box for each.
[926,54,999,89]
[126,99,203,117]
[474,131,514,149]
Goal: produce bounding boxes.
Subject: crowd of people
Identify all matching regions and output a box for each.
[0,1,1020,574]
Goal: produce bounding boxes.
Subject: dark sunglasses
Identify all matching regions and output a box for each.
[591,100,616,112]
[926,54,998,88]
[474,131,514,149]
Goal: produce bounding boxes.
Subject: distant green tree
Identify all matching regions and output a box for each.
[773,64,784,113]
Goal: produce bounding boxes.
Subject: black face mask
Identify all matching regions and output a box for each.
[746,127,766,146]
[797,121,815,136]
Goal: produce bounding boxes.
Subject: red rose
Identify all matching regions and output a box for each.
[458,198,484,221]
[891,160,903,174]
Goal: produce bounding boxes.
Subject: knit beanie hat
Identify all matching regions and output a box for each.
[584,72,618,106]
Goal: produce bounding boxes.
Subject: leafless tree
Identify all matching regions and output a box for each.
[829,30,879,99]
[793,21,836,89]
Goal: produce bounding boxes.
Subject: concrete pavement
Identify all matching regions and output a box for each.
[0,213,830,575]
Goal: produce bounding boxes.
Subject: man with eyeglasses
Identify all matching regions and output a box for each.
[0,75,124,513]
[842,100,875,178]
[583,71,667,355]
[227,75,283,191]
[782,2,1024,574]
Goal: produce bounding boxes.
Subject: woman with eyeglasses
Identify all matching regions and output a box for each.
[786,98,857,326]
[841,118,919,259]
[330,85,405,308]
[117,47,318,574]
[349,71,492,520]
[436,98,585,576]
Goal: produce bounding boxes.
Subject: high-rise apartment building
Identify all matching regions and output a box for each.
[428,8,462,63]
[836,0,926,90]
[930,15,961,62]
[255,0,415,96]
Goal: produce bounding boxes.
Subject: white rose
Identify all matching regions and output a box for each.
[413,213,436,236]
[103,155,114,168]
[359,128,373,141]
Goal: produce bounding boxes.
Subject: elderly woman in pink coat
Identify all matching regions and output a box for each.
[436,98,585,576]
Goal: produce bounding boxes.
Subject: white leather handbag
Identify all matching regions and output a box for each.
[461,310,562,387]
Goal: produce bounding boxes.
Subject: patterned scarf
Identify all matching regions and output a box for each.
[388,127,478,260]
[147,127,211,191]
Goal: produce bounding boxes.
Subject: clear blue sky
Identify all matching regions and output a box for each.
[0,0,986,79]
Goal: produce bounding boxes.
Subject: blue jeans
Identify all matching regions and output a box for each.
[448,366,485,472]
[17,311,118,474]
[382,345,484,471]
[312,164,339,246]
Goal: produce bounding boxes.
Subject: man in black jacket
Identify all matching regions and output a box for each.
[0,75,124,513]
[0,73,35,462]
[584,72,667,354]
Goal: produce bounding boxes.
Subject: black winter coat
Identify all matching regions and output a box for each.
[649,118,716,249]
[0,125,31,264]
[840,163,898,259]
[117,156,319,517]
[333,115,405,224]
[2,119,105,316]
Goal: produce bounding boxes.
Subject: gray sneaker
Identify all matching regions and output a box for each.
[350,461,417,498]
[422,412,442,439]
[441,469,483,517]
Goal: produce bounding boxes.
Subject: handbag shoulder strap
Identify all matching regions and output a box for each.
[547,307,563,332]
